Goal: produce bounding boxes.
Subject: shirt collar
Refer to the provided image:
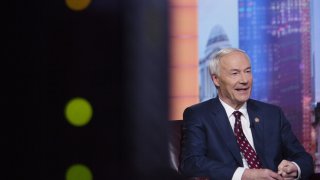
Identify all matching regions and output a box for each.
[219,98,248,120]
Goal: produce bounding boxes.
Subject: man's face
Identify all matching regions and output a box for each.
[212,51,252,109]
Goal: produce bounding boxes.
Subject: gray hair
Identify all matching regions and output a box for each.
[208,48,250,76]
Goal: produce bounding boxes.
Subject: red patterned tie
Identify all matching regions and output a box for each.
[233,111,262,169]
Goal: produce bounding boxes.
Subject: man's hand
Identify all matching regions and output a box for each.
[277,160,298,179]
[242,169,283,180]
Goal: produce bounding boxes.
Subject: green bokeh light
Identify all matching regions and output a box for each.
[65,97,93,127]
[66,164,93,180]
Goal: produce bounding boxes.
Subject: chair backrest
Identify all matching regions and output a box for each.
[168,120,210,180]
[168,120,183,172]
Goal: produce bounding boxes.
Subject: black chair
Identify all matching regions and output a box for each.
[168,120,183,172]
[168,120,209,180]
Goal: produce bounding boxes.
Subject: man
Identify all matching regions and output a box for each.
[180,48,314,179]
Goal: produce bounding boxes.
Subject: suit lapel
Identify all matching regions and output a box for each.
[210,98,243,166]
[247,100,266,167]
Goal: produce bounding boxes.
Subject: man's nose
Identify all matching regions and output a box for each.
[239,73,248,83]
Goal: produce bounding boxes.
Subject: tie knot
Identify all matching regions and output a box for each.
[233,111,242,120]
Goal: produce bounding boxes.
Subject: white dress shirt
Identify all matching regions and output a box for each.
[219,99,251,179]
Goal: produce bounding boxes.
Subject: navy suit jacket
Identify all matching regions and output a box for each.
[180,98,314,180]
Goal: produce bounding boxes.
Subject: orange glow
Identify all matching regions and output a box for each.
[170,0,197,6]
[169,0,199,120]
[170,7,198,36]
[171,38,198,67]
[170,97,199,120]
[170,67,198,97]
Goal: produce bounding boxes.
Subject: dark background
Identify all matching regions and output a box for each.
[9,0,181,179]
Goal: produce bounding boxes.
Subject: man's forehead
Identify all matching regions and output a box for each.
[220,51,248,61]
[220,55,250,66]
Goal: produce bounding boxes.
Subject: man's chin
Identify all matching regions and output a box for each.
[236,96,250,103]
[235,91,250,98]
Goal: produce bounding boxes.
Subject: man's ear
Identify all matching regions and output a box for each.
[212,74,220,87]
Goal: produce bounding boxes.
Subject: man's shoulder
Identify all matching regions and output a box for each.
[183,98,218,120]
[183,98,222,117]
[248,99,281,111]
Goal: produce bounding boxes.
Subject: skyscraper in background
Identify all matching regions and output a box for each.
[238,0,271,102]
[239,0,313,154]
